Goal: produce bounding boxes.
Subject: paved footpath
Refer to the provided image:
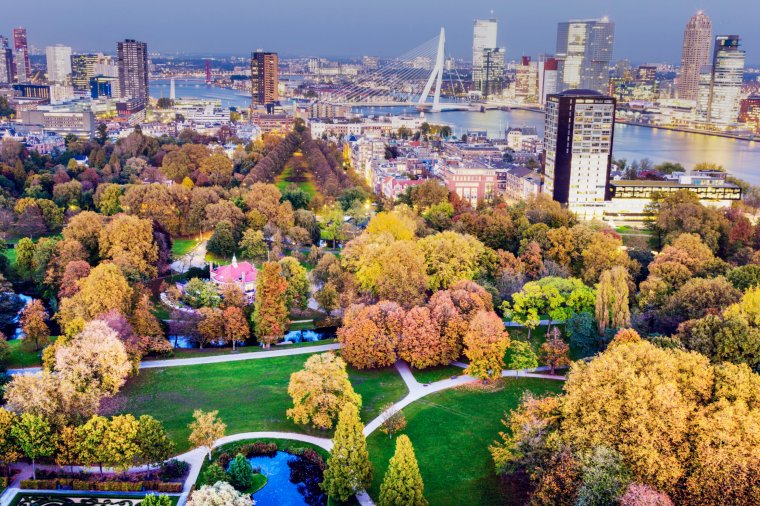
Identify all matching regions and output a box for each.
[2,344,567,506]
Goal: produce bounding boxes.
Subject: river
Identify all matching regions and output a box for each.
[151,79,760,184]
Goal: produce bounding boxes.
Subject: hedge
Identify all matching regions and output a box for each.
[19,479,182,493]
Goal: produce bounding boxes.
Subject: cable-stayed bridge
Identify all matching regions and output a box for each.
[320,28,473,112]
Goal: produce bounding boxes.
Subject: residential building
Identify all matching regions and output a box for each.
[496,165,542,201]
[71,54,101,92]
[472,18,504,96]
[543,89,616,219]
[12,28,30,82]
[441,159,497,206]
[515,56,538,102]
[739,94,760,133]
[50,83,74,103]
[555,18,615,94]
[506,127,539,152]
[0,37,12,84]
[117,40,149,106]
[45,45,72,83]
[697,35,745,129]
[677,11,712,101]
[251,51,279,105]
[538,55,558,106]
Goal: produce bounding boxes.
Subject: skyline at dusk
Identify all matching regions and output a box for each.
[2,0,758,63]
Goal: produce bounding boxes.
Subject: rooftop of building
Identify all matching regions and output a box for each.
[610,178,740,189]
[555,89,605,97]
[210,256,257,285]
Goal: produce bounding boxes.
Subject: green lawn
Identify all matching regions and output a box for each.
[171,237,201,258]
[366,378,564,506]
[275,155,318,198]
[2,247,16,267]
[7,337,57,369]
[410,364,463,384]
[113,352,405,453]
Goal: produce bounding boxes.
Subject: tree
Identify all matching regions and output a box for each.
[378,435,427,506]
[0,408,20,467]
[620,484,673,506]
[464,311,510,382]
[197,307,225,349]
[136,415,174,468]
[279,256,310,311]
[207,221,237,258]
[398,306,447,369]
[20,299,50,351]
[141,495,173,506]
[189,410,226,461]
[315,283,339,315]
[101,414,140,471]
[12,413,55,479]
[379,403,407,439]
[321,403,373,502]
[183,278,221,309]
[507,340,539,376]
[55,320,132,396]
[228,453,255,491]
[418,231,485,291]
[287,352,361,430]
[337,302,404,369]
[75,415,109,473]
[187,482,253,506]
[55,425,80,472]
[131,294,164,340]
[239,228,268,261]
[223,306,250,351]
[252,262,289,347]
[57,263,133,328]
[595,267,630,335]
[99,214,158,280]
[576,446,631,506]
[15,237,35,278]
[539,329,571,375]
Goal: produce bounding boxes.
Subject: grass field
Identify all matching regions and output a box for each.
[411,364,463,384]
[113,352,406,453]
[366,378,564,506]
[7,337,57,369]
[171,238,201,258]
[275,154,318,198]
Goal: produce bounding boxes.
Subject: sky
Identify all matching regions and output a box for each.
[1,0,757,64]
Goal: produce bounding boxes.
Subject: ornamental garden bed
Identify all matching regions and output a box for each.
[10,493,180,506]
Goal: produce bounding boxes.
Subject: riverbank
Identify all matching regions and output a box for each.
[616,119,759,142]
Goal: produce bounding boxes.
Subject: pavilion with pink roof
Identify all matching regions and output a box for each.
[209,255,258,301]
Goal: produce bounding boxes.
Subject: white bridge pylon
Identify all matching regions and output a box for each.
[418,27,446,112]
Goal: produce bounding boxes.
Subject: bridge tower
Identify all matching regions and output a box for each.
[418,27,445,112]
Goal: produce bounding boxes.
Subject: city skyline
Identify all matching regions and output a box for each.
[1,1,758,64]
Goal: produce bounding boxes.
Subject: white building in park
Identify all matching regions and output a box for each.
[209,255,258,302]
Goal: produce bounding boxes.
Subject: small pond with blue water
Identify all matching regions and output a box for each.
[247,451,326,506]
[168,327,336,349]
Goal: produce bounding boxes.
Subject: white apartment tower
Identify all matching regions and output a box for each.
[677,11,712,101]
[45,45,72,83]
[543,89,616,219]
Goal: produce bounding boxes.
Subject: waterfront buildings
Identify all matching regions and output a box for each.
[472,18,504,97]
[555,18,615,94]
[45,45,72,83]
[12,27,30,82]
[739,94,760,133]
[697,35,745,129]
[117,39,149,107]
[677,11,712,101]
[251,51,279,106]
[543,89,616,219]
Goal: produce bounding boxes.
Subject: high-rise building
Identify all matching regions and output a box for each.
[697,35,745,129]
[71,54,101,91]
[555,18,615,94]
[251,51,279,106]
[515,56,538,102]
[677,11,712,101]
[12,27,31,82]
[472,18,504,96]
[45,45,72,83]
[538,55,559,106]
[543,89,616,219]
[117,39,149,106]
[0,36,12,84]
[739,94,760,133]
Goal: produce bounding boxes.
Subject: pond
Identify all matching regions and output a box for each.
[248,451,326,506]
[167,327,336,349]
[0,292,32,340]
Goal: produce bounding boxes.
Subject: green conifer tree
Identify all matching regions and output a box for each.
[321,403,373,502]
[378,435,427,506]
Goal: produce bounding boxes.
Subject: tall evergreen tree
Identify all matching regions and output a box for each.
[379,435,427,506]
[321,403,373,502]
[252,262,289,348]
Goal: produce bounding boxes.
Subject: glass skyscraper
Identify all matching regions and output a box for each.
[555,18,615,94]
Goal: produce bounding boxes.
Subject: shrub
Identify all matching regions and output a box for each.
[227,453,255,491]
[237,442,277,457]
[203,463,228,486]
[155,482,183,493]
[217,452,232,469]
[160,458,190,480]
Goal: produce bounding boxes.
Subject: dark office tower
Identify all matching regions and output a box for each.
[0,36,12,84]
[117,39,149,106]
[70,54,100,91]
[543,89,616,219]
[12,27,30,81]
[251,51,279,106]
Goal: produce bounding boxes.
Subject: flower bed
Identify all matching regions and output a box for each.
[19,479,182,493]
